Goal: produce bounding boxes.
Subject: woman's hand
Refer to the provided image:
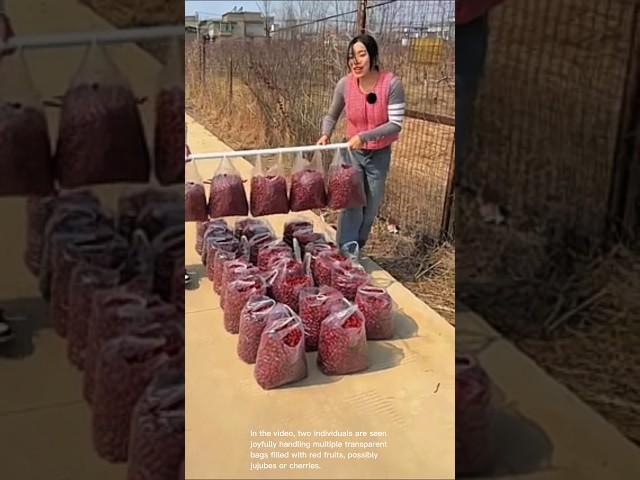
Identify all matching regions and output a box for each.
[317,135,329,145]
[347,135,363,150]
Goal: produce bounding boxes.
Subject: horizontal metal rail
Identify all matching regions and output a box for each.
[187,142,350,161]
[1,25,183,52]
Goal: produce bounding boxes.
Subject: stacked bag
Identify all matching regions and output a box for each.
[192,216,397,390]
[25,189,185,479]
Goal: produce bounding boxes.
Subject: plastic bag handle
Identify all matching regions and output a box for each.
[341,241,360,262]
[293,237,302,262]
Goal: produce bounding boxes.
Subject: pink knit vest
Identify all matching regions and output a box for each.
[345,70,398,150]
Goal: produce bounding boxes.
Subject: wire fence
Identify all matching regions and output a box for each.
[186,0,455,241]
[465,0,640,246]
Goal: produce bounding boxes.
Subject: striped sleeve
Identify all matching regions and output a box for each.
[387,77,406,128]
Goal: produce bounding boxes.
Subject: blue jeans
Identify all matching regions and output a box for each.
[456,15,489,179]
[336,147,392,249]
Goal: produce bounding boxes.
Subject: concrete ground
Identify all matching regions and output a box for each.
[184,115,456,479]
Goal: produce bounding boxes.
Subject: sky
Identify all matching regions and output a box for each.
[185,1,264,17]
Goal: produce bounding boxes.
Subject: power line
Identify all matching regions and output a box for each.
[271,0,398,33]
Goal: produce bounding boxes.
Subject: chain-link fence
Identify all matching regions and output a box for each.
[466,0,639,246]
[186,0,455,241]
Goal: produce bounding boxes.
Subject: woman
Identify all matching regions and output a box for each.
[318,33,405,252]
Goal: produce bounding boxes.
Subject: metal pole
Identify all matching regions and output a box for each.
[2,24,183,52]
[188,142,350,161]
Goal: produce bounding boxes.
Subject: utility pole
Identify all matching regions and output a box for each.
[356,0,367,35]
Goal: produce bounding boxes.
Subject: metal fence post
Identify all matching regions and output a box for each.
[441,137,456,241]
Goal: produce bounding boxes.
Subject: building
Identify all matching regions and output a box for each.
[186,10,274,43]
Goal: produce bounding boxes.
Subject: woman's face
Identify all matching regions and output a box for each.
[349,42,370,78]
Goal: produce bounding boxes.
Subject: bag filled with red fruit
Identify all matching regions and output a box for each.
[208,156,248,218]
[289,152,327,211]
[223,274,268,334]
[298,285,343,351]
[271,256,314,313]
[237,296,281,364]
[330,242,368,301]
[92,334,171,462]
[256,239,293,271]
[254,306,307,389]
[282,217,313,247]
[220,259,258,310]
[327,148,365,210]
[250,153,289,217]
[55,41,150,187]
[355,285,394,340]
[154,37,184,185]
[317,299,368,375]
[127,369,184,480]
[455,354,494,476]
[185,160,207,222]
[0,48,54,196]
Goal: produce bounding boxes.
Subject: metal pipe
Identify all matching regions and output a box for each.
[1,24,183,52]
[188,142,350,161]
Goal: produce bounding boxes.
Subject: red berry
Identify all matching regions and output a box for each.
[327,164,366,210]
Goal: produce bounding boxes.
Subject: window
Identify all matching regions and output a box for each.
[221,23,233,33]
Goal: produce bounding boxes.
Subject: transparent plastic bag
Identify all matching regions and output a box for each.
[117,188,180,240]
[304,241,335,278]
[237,295,276,364]
[233,217,269,240]
[271,257,314,313]
[355,285,394,340]
[313,249,349,287]
[24,193,59,275]
[208,156,248,218]
[84,291,148,404]
[204,235,239,280]
[254,307,308,389]
[292,227,325,252]
[212,249,239,295]
[185,161,207,222]
[196,219,229,255]
[330,243,369,301]
[283,217,314,247]
[151,225,184,301]
[317,300,368,375]
[154,37,185,185]
[0,49,53,196]
[224,275,267,334]
[256,240,293,271]
[220,259,255,309]
[456,355,494,476]
[327,149,366,210]
[67,263,120,369]
[244,230,276,266]
[289,152,326,211]
[250,153,289,217]
[201,228,236,267]
[93,335,170,462]
[127,370,184,480]
[55,42,150,187]
[298,286,344,352]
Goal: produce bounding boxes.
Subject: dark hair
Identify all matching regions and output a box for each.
[347,34,380,71]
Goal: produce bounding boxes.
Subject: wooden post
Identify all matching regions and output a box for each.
[441,137,456,241]
[356,0,367,35]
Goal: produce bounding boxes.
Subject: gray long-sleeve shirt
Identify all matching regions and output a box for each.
[321,74,406,143]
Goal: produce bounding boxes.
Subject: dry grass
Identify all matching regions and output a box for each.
[457,188,640,445]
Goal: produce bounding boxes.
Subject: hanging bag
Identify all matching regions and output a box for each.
[154,37,184,185]
[327,148,366,210]
[55,41,150,187]
[0,49,54,196]
[289,152,327,211]
[250,153,289,216]
[208,155,249,218]
[185,160,207,222]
